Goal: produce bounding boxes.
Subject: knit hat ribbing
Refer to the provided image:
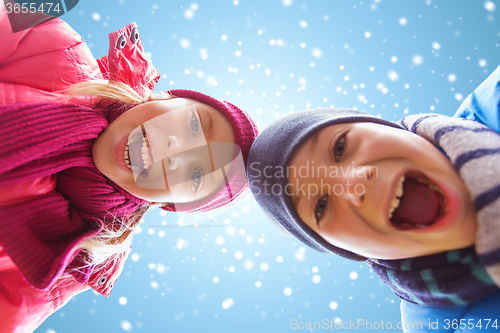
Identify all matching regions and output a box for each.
[246,108,403,261]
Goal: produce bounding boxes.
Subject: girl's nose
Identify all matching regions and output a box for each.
[163,135,184,170]
[165,135,181,153]
[167,155,181,170]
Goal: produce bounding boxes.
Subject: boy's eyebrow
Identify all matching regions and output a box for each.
[309,131,320,148]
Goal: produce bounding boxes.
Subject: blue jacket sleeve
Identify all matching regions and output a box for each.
[403,67,500,333]
[453,66,500,131]
[401,291,500,333]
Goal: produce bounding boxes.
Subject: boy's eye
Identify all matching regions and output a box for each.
[191,116,200,136]
[192,167,202,190]
[315,194,329,224]
[333,135,345,162]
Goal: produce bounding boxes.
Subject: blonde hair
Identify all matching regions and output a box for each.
[66,80,145,105]
[75,205,149,268]
[64,80,173,268]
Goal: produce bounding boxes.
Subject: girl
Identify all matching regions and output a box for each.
[0,6,258,332]
[247,67,500,331]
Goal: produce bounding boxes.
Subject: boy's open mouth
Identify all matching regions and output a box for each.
[388,170,447,231]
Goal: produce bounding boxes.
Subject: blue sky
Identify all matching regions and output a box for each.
[37,1,499,332]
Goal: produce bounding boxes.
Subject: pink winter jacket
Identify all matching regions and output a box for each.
[0,3,159,331]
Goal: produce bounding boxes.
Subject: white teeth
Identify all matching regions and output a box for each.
[427,179,447,214]
[142,139,151,169]
[388,198,400,219]
[428,179,442,194]
[142,154,151,168]
[124,144,132,169]
[388,175,405,219]
[395,176,404,198]
[124,135,151,171]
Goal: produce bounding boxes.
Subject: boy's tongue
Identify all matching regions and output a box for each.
[392,179,440,226]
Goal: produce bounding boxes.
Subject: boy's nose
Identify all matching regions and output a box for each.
[339,165,374,207]
[353,165,375,180]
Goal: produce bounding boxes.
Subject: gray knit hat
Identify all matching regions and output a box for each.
[247,108,403,261]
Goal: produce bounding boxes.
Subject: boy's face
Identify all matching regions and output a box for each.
[287,122,477,259]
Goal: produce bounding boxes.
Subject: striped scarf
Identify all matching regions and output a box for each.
[368,114,500,306]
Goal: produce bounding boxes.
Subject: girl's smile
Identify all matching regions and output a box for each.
[115,134,133,173]
[288,122,477,259]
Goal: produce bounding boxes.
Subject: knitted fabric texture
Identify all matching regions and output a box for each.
[164,89,259,213]
[399,114,500,286]
[368,246,497,306]
[246,108,403,261]
[0,103,148,290]
[367,113,500,306]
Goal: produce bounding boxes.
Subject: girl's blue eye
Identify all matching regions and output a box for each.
[333,135,345,162]
[315,194,329,224]
[192,168,202,190]
[191,116,200,136]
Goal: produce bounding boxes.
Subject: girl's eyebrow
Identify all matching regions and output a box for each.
[198,110,216,171]
[198,107,215,141]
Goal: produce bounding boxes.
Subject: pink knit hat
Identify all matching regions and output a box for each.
[160,89,258,213]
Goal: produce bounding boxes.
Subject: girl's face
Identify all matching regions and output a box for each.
[92,98,235,203]
[287,122,477,259]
